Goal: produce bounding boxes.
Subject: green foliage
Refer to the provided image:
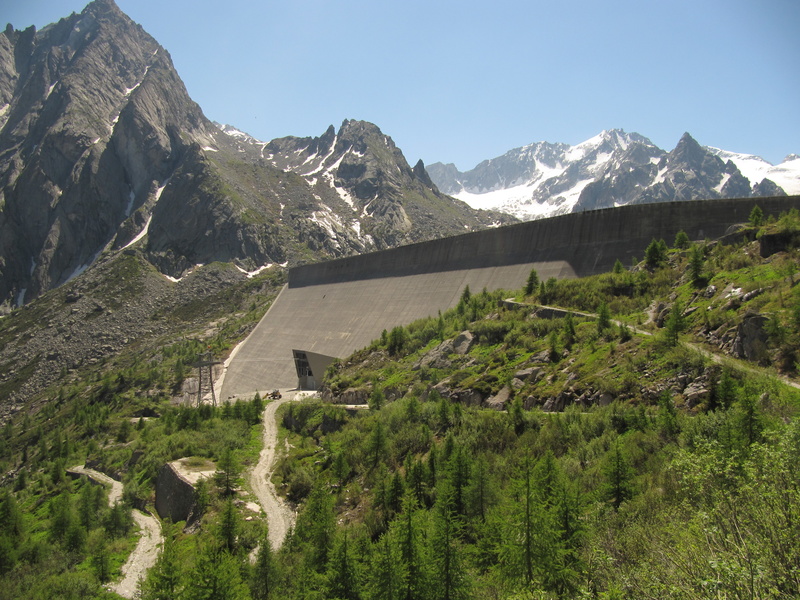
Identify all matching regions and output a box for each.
[674,229,690,249]
[596,300,611,333]
[387,326,409,356]
[662,301,686,347]
[214,448,241,496]
[749,204,764,227]
[601,438,635,510]
[645,238,668,268]
[688,243,706,286]
[524,268,539,295]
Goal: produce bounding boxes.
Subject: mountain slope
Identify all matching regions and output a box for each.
[0,0,507,309]
[428,129,798,220]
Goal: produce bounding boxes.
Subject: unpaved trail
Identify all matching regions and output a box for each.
[249,391,302,550]
[68,465,163,598]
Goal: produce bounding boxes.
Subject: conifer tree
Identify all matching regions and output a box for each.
[674,230,690,249]
[602,438,635,510]
[217,496,239,553]
[663,301,686,347]
[395,492,425,600]
[430,481,467,600]
[369,531,401,600]
[688,243,705,286]
[185,540,250,600]
[597,301,611,333]
[326,530,359,600]
[140,524,182,600]
[524,268,539,295]
[749,204,764,227]
[214,448,241,496]
[294,479,336,571]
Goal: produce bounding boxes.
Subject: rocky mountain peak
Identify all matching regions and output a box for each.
[670,132,708,167]
[0,3,512,307]
[82,0,123,19]
[429,129,795,220]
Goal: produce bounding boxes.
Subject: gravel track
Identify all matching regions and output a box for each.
[68,465,163,598]
[248,391,302,550]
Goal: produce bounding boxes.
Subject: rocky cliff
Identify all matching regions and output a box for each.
[0,0,507,308]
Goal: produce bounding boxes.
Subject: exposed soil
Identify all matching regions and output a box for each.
[248,391,306,550]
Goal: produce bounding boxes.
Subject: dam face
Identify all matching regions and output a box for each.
[218,196,799,399]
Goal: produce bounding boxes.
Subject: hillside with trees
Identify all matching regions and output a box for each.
[0,207,799,599]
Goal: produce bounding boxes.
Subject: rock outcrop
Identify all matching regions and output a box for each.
[0,1,512,307]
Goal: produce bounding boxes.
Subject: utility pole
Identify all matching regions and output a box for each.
[191,350,222,407]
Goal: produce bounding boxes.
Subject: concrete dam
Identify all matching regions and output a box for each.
[218,195,799,399]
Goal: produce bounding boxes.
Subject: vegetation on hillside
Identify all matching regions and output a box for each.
[0,208,798,599]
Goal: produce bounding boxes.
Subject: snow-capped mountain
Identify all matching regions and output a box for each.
[427,130,798,220]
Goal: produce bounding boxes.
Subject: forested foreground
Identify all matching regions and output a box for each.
[267,384,800,600]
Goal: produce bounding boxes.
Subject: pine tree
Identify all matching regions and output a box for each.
[88,530,111,583]
[688,244,705,286]
[602,439,635,510]
[140,525,182,600]
[524,268,539,295]
[645,238,668,268]
[749,204,764,227]
[663,301,686,347]
[214,448,241,496]
[674,230,690,249]
[294,479,336,571]
[250,525,276,600]
[185,541,250,600]
[367,420,388,469]
[326,530,359,600]
[465,455,493,521]
[369,531,401,600]
[597,301,611,333]
[395,492,425,600]
[430,482,467,600]
[217,496,239,553]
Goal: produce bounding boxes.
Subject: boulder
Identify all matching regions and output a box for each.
[682,381,708,407]
[413,339,455,370]
[732,313,769,362]
[514,367,544,383]
[155,458,215,523]
[484,386,511,410]
[453,331,475,355]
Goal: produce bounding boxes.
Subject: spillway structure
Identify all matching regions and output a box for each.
[218,195,799,399]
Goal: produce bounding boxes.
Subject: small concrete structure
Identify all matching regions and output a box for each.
[154,457,215,523]
[293,349,336,390]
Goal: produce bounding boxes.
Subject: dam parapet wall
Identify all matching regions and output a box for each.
[289,196,798,288]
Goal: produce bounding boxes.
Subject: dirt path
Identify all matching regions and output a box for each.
[68,465,163,598]
[249,391,303,550]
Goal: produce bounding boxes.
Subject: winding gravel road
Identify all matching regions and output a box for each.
[68,465,163,598]
[248,391,302,550]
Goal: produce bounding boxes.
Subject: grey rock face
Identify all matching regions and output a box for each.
[732,313,769,362]
[0,2,514,307]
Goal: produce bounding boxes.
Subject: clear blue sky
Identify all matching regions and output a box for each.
[6,0,799,170]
